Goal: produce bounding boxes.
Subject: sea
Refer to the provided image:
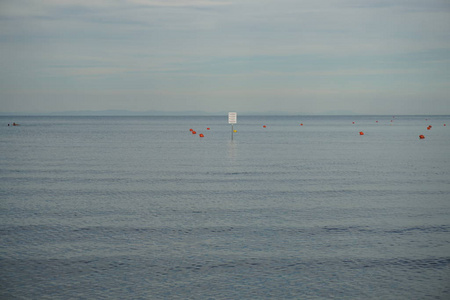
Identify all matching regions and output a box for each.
[1,115,449,299]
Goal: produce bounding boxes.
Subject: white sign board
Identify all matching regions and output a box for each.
[228,112,237,124]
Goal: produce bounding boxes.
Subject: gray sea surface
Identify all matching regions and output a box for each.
[1,115,449,299]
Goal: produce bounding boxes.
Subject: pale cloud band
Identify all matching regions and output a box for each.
[1,0,449,114]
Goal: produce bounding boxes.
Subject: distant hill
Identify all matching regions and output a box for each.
[47,110,216,116]
[1,110,221,116]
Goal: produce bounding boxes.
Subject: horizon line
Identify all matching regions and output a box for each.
[1,111,449,117]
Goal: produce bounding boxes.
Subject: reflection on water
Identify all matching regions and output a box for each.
[227,140,237,161]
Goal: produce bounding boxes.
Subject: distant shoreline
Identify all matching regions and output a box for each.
[1,110,449,117]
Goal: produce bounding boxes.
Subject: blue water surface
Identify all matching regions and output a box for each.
[1,115,449,299]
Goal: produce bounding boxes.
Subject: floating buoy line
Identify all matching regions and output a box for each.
[188,127,210,138]
[185,118,447,141]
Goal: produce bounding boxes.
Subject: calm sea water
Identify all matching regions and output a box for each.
[1,115,449,299]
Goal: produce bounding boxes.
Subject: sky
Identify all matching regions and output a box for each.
[1,0,450,115]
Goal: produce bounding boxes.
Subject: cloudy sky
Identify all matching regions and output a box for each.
[1,0,449,114]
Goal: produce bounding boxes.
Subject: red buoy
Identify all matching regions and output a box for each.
[352,122,355,124]
[263,125,266,128]
[359,131,364,135]
[444,124,446,126]
[207,128,210,130]
[192,131,196,134]
[199,133,204,137]
[419,135,425,139]
[300,123,303,126]
[427,126,431,130]
[189,129,193,132]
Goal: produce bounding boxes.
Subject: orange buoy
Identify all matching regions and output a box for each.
[427,126,431,130]
[419,135,425,139]
[199,133,204,137]
[189,128,193,132]
[192,131,196,134]
[359,131,364,135]
[300,123,303,126]
[263,125,266,128]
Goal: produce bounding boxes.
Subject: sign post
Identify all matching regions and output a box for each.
[228,112,237,140]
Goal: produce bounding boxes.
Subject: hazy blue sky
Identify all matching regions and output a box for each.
[1,0,449,114]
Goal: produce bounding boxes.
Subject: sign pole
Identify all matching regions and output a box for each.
[231,124,234,140]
